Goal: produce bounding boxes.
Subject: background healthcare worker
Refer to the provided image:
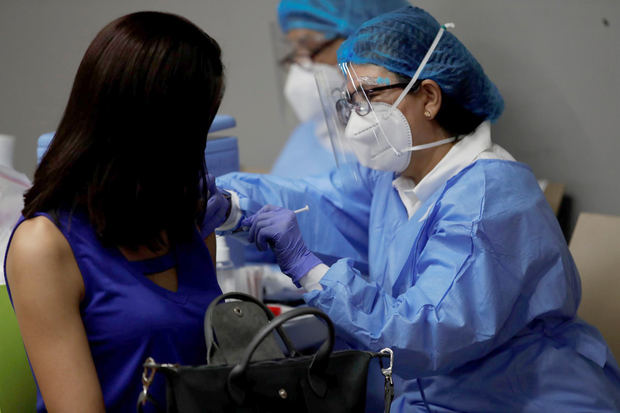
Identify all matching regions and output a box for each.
[215,6,620,411]
[271,0,410,178]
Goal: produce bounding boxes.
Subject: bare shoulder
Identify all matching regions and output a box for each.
[6,215,84,301]
[8,216,73,270]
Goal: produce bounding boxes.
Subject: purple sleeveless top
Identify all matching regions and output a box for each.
[4,209,222,412]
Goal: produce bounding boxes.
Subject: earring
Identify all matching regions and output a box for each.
[424,110,432,119]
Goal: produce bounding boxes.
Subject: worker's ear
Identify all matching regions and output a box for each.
[419,79,442,120]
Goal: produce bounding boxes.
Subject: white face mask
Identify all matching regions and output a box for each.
[284,63,343,123]
[345,102,455,172]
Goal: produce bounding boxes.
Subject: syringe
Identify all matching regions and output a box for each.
[293,205,310,214]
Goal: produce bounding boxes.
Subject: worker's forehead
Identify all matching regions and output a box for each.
[286,28,325,47]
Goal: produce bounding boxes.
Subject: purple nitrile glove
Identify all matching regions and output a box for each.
[241,205,322,286]
[200,174,231,237]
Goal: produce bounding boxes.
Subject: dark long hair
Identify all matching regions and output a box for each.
[23,11,225,249]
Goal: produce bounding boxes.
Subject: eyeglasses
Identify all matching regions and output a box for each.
[335,81,420,125]
[279,38,340,69]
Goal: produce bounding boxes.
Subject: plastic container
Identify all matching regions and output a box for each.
[215,236,263,300]
[205,136,239,177]
[0,165,31,285]
[0,135,16,168]
[36,132,55,165]
[215,235,236,294]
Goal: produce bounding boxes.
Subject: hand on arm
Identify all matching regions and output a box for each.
[200,173,232,237]
[6,217,106,412]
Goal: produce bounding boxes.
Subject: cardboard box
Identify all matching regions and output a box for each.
[569,212,620,359]
[543,182,565,216]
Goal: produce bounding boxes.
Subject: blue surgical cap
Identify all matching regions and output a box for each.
[278,0,411,39]
[338,6,504,121]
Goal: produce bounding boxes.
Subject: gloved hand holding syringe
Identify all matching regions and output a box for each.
[233,205,309,234]
[239,204,322,286]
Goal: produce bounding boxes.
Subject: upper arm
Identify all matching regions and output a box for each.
[307,221,512,378]
[6,217,106,412]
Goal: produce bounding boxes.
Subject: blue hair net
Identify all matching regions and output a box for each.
[338,6,504,121]
[278,0,411,39]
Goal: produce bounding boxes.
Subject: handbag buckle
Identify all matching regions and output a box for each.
[139,357,158,406]
[138,358,180,410]
[379,348,394,385]
[379,348,395,413]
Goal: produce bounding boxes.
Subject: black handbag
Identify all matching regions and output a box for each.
[137,292,395,413]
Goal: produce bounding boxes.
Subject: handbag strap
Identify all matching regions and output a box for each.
[378,348,395,413]
[227,307,335,405]
[204,292,298,364]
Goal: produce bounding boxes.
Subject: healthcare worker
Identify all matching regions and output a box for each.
[271,0,410,178]
[215,6,620,412]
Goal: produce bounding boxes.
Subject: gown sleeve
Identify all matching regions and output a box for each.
[304,162,580,379]
[216,167,379,267]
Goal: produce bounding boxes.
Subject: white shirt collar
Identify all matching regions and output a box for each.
[392,121,503,219]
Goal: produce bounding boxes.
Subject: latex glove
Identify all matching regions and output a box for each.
[201,174,231,236]
[241,205,322,286]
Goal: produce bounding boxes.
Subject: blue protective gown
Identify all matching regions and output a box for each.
[270,119,336,178]
[217,160,620,412]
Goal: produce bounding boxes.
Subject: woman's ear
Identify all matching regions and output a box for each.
[420,79,442,120]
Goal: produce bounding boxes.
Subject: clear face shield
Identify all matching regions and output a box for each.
[314,67,356,170]
[316,23,455,176]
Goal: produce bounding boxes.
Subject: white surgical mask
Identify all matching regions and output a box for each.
[284,63,343,123]
[345,103,455,172]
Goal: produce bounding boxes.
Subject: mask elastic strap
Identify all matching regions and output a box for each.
[401,136,456,152]
[387,23,455,118]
